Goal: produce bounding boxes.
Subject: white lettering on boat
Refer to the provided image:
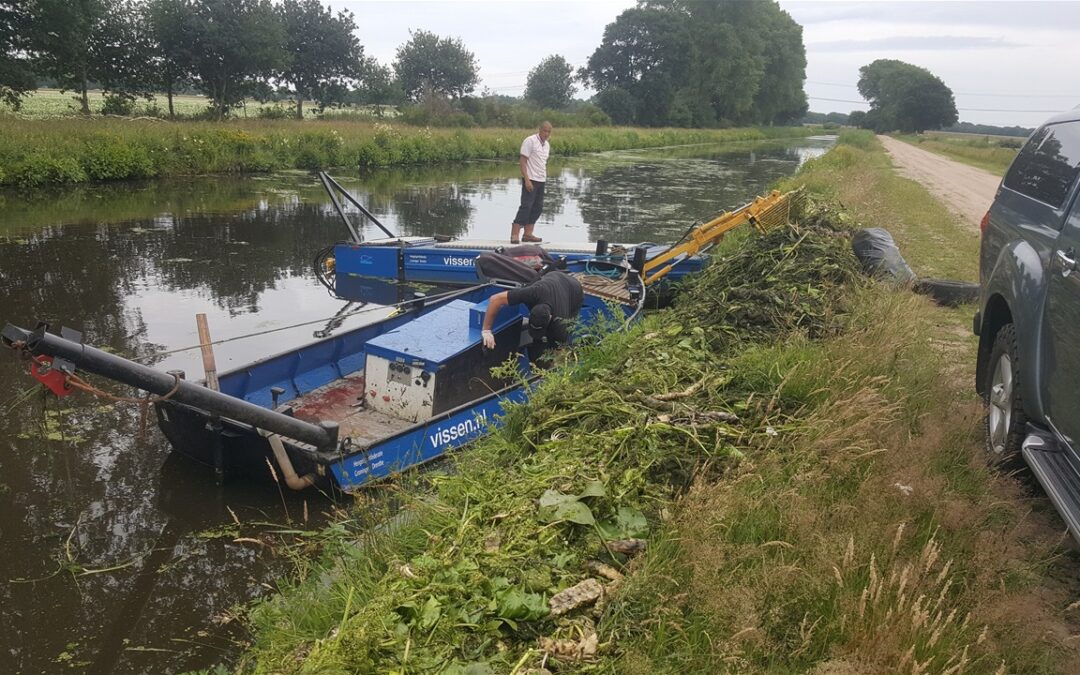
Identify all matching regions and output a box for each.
[442,256,475,267]
[429,411,489,449]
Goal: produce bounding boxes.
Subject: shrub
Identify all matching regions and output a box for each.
[100,94,135,116]
[13,153,88,186]
[256,105,292,120]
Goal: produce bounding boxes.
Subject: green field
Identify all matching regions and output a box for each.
[0,88,387,120]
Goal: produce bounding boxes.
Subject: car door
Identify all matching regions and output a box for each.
[1043,122,1080,451]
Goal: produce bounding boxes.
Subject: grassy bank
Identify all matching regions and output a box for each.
[232,132,1080,673]
[789,131,980,281]
[894,133,1019,177]
[0,118,811,187]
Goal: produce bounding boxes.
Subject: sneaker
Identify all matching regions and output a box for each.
[522,234,543,243]
[510,238,520,244]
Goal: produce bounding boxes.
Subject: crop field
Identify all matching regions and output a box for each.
[0,88,390,120]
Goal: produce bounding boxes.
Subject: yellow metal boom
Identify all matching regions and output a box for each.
[642,188,801,286]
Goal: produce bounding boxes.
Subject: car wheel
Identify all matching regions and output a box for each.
[984,323,1027,460]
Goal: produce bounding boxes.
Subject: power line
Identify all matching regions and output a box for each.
[807,80,1080,99]
[807,95,1067,114]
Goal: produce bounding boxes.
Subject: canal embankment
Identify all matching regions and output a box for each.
[238,131,1080,672]
[0,118,812,187]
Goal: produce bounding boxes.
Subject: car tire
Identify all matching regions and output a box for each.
[912,278,980,307]
[983,323,1027,462]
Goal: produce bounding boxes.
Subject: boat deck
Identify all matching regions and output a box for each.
[429,239,606,254]
[289,372,413,447]
[576,273,634,304]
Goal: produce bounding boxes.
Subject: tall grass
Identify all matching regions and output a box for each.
[779,130,980,281]
[0,117,813,187]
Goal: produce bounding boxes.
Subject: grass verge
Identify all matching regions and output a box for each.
[232,132,1080,674]
[0,117,811,187]
[782,130,980,281]
[893,133,1018,177]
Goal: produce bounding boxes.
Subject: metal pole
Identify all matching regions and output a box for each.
[322,172,395,239]
[3,324,339,451]
[318,171,362,243]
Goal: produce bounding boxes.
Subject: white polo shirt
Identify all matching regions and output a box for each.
[520,133,550,183]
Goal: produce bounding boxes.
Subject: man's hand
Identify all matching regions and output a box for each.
[524,178,533,192]
[481,329,495,349]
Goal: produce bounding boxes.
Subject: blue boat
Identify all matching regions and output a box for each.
[2,181,796,492]
[3,281,638,493]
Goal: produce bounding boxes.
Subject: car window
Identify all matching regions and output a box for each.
[1002,120,1080,208]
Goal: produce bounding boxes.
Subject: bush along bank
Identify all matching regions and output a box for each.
[238,207,867,672]
[0,119,813,187]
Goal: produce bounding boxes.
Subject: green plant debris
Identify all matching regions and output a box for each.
[238,204,862,673]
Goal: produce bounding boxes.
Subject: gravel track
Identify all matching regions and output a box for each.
[878,135,1002,231]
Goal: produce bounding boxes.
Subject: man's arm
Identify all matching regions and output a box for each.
[481,291,510,348]
[519,155,532,192]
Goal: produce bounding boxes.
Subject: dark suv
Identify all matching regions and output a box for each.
[976,109,1080,534]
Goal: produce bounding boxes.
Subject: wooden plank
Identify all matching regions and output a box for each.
[195,313,219,392]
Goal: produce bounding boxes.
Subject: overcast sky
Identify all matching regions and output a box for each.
[330,0,1080,128]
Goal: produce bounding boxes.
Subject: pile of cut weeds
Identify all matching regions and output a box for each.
[240,205,863,673]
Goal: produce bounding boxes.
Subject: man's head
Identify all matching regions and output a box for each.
[528,303,552,343]
[538,121,552,144]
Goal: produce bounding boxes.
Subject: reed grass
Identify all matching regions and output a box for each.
[0,116,812,187]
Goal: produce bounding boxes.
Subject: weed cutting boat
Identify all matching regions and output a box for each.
[2,179,799,493]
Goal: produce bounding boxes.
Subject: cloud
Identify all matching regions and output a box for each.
[784,1,1080,32]
[810,35,1021,52]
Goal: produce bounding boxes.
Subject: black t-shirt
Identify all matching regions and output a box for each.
[506,271,583,347]
[506,271,583,319]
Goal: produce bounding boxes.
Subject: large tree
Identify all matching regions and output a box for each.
[144,0,196,117]
[0,1,35,108]
[583,0,807,127]
[186,0,285,118]
[857,59,958,133]
[524,55,576,110]
[277,0,363,119]
[393,30,478,101]
[28,0,150,113]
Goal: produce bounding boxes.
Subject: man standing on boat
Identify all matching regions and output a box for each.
[510,121,553,244]
[481,270,582,359]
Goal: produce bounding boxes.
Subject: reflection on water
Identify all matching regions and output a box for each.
[0,136,832,672]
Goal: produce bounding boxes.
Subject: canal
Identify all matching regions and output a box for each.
[0,135,832,673]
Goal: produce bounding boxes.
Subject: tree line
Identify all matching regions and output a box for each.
[1,0,813,127]
[3,1,968,133]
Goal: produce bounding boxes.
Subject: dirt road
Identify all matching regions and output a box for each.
[878,135,1001,231]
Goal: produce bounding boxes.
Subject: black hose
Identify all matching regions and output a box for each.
[313,242,348,296]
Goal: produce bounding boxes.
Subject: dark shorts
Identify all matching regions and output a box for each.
[513,180,545,225]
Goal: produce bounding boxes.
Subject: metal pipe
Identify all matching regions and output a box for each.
[3,323,339,451]
[321,172,395,239]
[318,171,362,243]
[265,432,317,490]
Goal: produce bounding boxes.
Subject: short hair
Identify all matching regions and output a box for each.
[539,121,552,131]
